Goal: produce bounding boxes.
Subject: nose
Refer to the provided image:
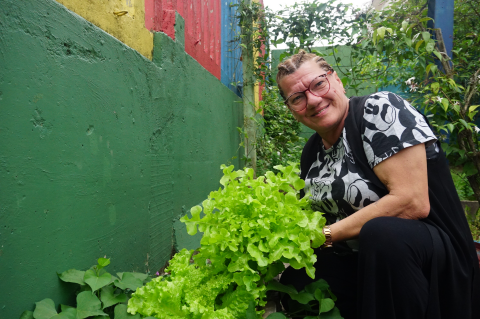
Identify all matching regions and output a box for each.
[305,90,322,109]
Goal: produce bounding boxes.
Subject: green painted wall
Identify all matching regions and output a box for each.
[0,0,242,317]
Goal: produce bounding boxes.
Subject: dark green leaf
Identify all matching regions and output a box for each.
[84,269,112,292]
[463,162,478,177]
[266,280,298,295]
[116,272,148,282]
[320,298,335,313]
[19,311,34,319]
[76,291,107,319]
[114,272,143,291]
[246,300,257,319]
[291,292,316,304]
[265,313,288,319]
[100,286,127,309]
[319,307,343,319]
[33,299,57,319]
[113,304,141,319]
[305,279,329,294]
[58,269,86,285]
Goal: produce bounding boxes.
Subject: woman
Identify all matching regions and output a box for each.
[277,50,480,319]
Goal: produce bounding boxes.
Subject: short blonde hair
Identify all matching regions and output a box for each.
[276,50,333,99]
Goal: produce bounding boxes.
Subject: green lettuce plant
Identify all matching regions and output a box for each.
[127,164,330,318]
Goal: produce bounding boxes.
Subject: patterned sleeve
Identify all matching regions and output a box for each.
[362,91,437,168]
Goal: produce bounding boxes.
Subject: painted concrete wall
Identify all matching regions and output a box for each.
[0,0,243,317]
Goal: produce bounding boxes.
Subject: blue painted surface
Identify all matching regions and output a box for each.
[221,0,243,97]
[427,0,454,57]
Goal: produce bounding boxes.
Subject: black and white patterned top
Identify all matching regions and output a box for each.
[301,92,438,225]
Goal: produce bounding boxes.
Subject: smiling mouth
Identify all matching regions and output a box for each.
[311,104,330,117]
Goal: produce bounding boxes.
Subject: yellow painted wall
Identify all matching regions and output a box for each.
[55,0,153,59]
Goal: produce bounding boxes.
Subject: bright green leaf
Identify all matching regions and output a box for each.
[415,39,424,52]
[426,41,435,53]
[441,98,449,112]
[84,269,112,292]
[447,123,455,134]
[97,258,110,269]
[320,298,335,313]
[58,269,86,285]
[421,31,430,41]
[433,50,443,60]
[377,27,386,40]
[33,299,57,319]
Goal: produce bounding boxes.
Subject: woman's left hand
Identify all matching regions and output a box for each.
[329,143,430,242]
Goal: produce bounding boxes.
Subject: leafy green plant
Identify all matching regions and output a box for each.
[266,279,342,319]
[451,168,476,201]
[127,164,333,318]
[256,87,306,176]
[19,258,152,319]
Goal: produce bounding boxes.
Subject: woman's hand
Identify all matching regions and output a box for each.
[329,143,430,242]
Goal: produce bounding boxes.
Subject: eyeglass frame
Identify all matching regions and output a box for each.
[284,69,334,112]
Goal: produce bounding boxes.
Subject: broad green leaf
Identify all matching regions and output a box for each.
[469,105,480,113]
[415,40,424,52]
[291,292,316,304]
[113,304,141,319]
[33,299,57,319]
[50,308,76,319]
[100,285,127,309]
[447,123,455,134]
[431,82,440,94]
[305,279,329,295]
[319,298,335,313]
[441,98,449,112]
[377,27,386,40]
[76,291,107,319]
[84,269,112,292]
[433,50,442,61]
[459,119,470,130]
[267,280,298,295]
[266,313,288,319]
[401,20,408,31]
[58,269,86,285]
[19,311,34,319]
[116,272,148,282]
[421,31,430,41]
[426,41,435,53]
[386,27,393,34]
[404,36,412,47]
[464,162,478,177]
[114,272,143,291]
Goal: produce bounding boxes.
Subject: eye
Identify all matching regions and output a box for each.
[289,93,305,105]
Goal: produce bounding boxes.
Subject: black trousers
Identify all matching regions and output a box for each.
[280,217,443,319]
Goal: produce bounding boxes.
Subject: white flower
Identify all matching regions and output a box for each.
[435,96,442,103]
[277,151,281,156]
[475,126,480,133]
[405,77,415,85]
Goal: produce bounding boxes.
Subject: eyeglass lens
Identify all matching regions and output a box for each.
[287,75,330,111]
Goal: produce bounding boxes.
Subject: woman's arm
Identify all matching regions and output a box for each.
[328,143,430,242]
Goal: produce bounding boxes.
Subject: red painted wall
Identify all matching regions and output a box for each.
[145,0,221,79]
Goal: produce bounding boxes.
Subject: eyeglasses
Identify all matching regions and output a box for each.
[284,70,333,112]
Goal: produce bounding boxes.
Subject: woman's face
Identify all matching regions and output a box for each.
[279,60,349,140]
